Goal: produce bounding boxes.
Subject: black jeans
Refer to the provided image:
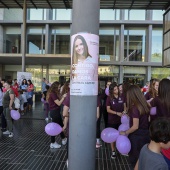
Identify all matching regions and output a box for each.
[0,106,7,129]
[50,109,65,143]
[96,107,102,138]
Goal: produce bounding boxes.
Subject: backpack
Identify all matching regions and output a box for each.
[14,97,20,109]
[9,90,20,109]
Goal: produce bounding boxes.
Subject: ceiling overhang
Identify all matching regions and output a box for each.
[0,0,169,10]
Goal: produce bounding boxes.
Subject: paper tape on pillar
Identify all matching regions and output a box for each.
[70,33,99,96]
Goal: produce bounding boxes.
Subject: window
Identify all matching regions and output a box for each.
[124,28,146,62]
[99,28,119,61]
[4,27,21,53]
[152,10,165,21]
[151,28,162,62]
[27,27,45,54]
[51,27,70,54]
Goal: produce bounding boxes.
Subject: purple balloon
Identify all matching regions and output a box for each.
[105,87,109,96]
[41,98,45,102]
[121,115,129,124]
[10,110,20,120]
[150,107,156,115]
[116,135,131,154]
[45,122,62,136]
[101,128,119,143]
[118,124,129,132]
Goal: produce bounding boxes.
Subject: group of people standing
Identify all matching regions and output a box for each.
[43,77,170,169]
[102,78,170,169]
[0,78,34,138]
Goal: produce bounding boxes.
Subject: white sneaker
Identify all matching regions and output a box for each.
[62,138,67,145]
[50,142,61,149]
[9,132,14,138]
[45,118,48,122]
[3,130,10,135]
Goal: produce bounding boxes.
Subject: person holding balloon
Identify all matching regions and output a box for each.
[2,80,15,138]
[120,85,150,168]
[149,78,170,168]
[106,82,125,159]
[46,81,67,149]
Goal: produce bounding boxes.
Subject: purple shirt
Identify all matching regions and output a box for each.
[106,96,124,124]
[129,106,149,129]
[150,96,170,118]
[144,92,152,100]
[48,93,60,111]
[63,93,70,107]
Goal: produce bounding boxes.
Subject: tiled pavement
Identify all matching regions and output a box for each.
[0,102,132,170]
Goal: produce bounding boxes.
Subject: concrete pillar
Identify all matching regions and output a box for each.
[69,0,100,170]
[45,24,51,54]
[119,24,124,62]
[118,65,123,84]
[21,0,26,72]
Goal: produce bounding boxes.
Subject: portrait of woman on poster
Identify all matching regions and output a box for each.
[72,35,94,65]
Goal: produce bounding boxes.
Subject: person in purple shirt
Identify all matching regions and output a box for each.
[149,78,170,168]
[47,81,67,149]
[145,78,159,101]
[106,83,125,159]
[120,85,150,168]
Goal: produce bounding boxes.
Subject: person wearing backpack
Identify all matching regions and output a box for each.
[2,80,15,138]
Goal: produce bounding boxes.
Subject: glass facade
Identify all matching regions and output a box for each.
[4,27,21,53]
[125,10,146,20]
[151,28,162,62]
[0,9,168,89]
[52,9,71,20]
[152,10,165,20]
[51,27,70,54]
[100,9,120,20]
[99,28,119,61]
[124,28,146,62]
[28,9,46,20]
[27,27,45,54]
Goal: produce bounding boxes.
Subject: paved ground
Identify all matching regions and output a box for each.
[0,102,132,170]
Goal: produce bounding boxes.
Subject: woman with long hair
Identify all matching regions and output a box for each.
[106,82,125,159]
[20,79,28,90]
[120,85,150,168]
[149,78,170,168]
[145,78,159,100]
[47,81,67,149]
[72,35,92,65]
[61,80,70,96]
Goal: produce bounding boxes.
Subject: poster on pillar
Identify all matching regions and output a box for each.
[70,33,99,96]
[17,72,32,87]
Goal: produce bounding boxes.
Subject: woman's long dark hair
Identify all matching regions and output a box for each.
[0,82,3,92]
[158,79,170,113]
[148,78,159,98]
[61,80,70,96]
[127,85,150,115]
[22,79,27,85]
[72,35,92,64]
[109,82,118,100]
[46,81,61,101]
[27,80,32,85]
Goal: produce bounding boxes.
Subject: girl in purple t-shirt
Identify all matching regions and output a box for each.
[120,85,150,168]
[106,83,125,159]
[149,79,170,168]
[46,81,67,149]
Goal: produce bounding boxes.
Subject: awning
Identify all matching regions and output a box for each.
[0,0,170,10]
